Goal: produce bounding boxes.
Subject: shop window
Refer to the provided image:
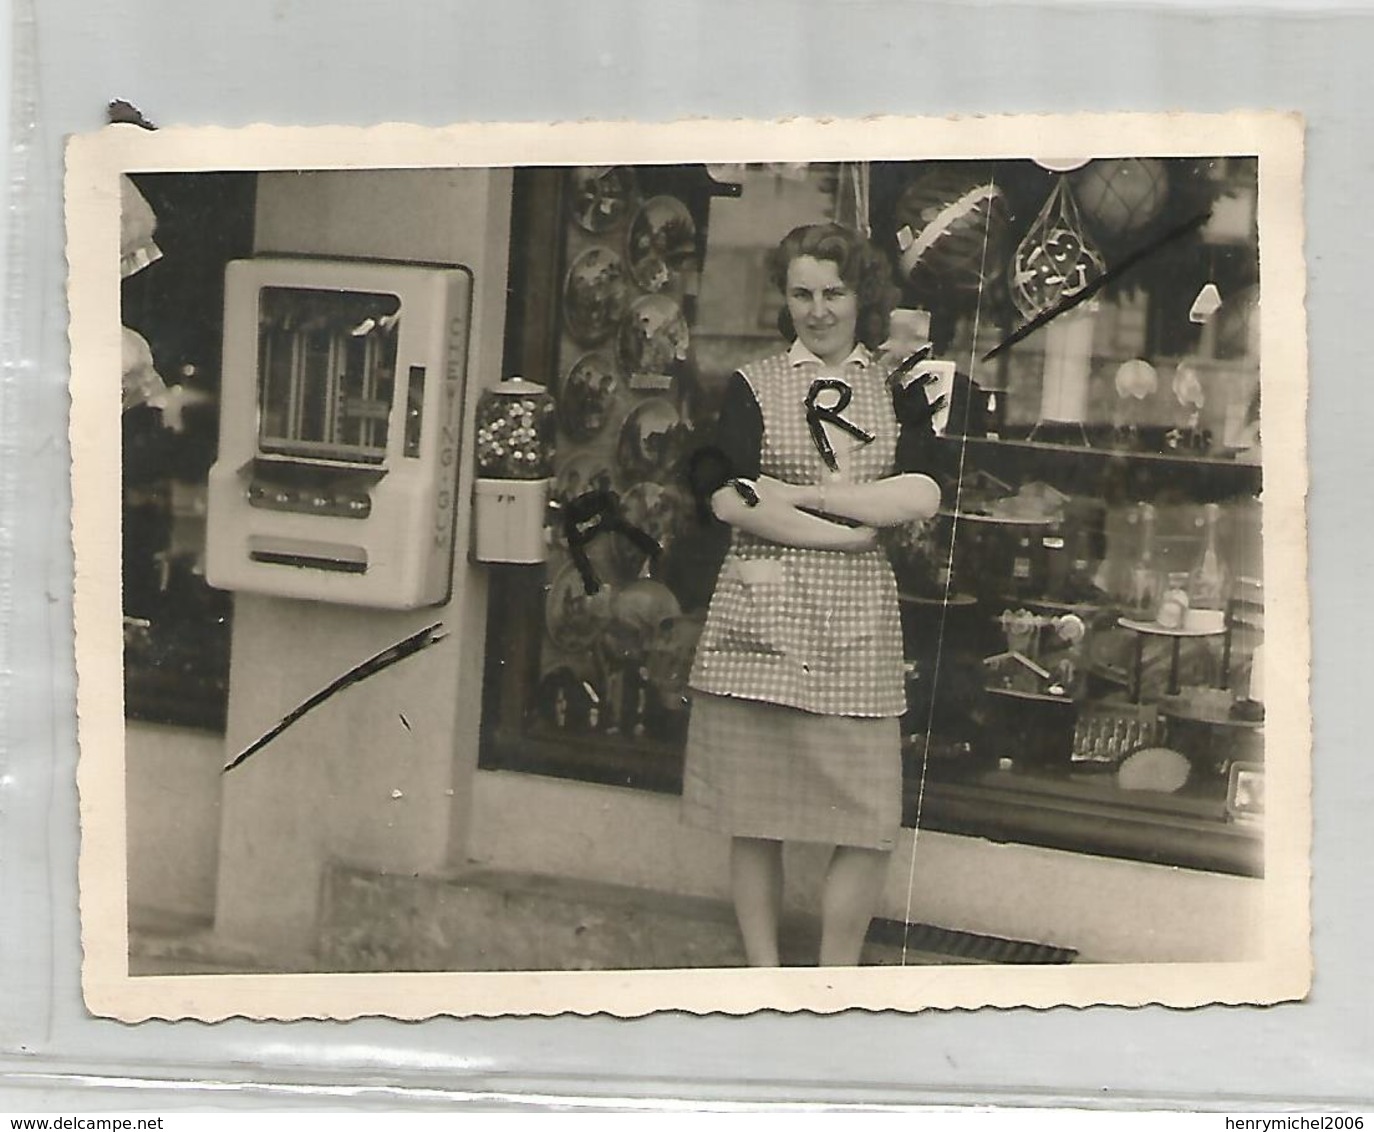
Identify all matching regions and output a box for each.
[482,159,1266,877]
[121,173,257,731]
[484,164,753,789]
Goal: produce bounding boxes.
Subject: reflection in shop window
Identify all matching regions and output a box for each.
[482,159,1264,873]
[121,172,256,731]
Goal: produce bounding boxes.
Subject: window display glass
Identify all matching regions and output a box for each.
[255,287,401,464]
[121,173,257,730]
[483,158,1265,877]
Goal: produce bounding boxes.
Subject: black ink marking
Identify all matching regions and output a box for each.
[887,345,933,387]
[893,361,952,442]
[907,393,949,433]
[107,100,156,130]
[805,378,873,471]
[223,623,448,773]
[686,445,760,517]
[561,489,660,595]
[727,478,759,507]
[983,210,1212,363]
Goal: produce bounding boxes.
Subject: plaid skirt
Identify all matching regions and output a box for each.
[681,692,902,851]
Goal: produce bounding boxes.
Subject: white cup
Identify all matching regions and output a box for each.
[1184,608,1225,633]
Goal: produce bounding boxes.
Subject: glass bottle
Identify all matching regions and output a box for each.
[985,391,1002,441]
[1010,530,1035,598]
[1128,503,1160,617]
[1108,719,1126,761]
[1157,572,1191,629]
[1042,520,1069,600]
[1188,502,1229,611]
[1065,521,1099,602]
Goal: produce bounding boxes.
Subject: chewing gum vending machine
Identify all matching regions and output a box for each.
[207,257,473,608]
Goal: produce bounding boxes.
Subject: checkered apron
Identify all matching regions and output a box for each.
[689,351,905,717]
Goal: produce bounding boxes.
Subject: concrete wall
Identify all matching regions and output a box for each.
[125,721,224,924]
[466,769,1265,964]
[212,170,512,955]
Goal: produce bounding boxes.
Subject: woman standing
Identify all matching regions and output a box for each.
[684,223,942,967]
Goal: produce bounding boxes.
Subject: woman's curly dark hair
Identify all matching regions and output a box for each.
[766,223,902,350]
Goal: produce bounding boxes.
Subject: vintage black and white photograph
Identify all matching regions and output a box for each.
[68,115,1309,1019]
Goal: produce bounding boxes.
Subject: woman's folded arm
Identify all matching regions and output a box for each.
[798,473,941,528]
[711,477,878,552]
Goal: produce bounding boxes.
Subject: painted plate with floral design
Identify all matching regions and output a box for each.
[550,452,618,551]
[611,480,688,577]
[625,195,698,293]
[545,560,615,653]
[568,166,637,234]
[563,247,630,346]
[615,396,688,482]
[557,352,622,442]
[617,294,689,387]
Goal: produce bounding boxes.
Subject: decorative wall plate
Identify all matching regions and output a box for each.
[557,352,622,442]
[617,294,689,384]
[568,166,637,234]
[545,560,615,653]
[625,195,697,293]
[600,579,683,663]
[552,451,617,511]
[550,452,618,551]
[611,480,687,576]
[563,247,630,346]
[615,396,687,482]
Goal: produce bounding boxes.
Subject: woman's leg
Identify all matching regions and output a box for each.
[730,836,784,966]
[818,845,892,967]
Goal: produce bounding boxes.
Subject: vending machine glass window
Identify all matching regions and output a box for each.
[257,287,401,465]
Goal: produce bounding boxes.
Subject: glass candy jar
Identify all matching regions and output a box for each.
[475,376,555,480]
[473,377,555,564]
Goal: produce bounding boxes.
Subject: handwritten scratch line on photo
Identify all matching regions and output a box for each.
[222,622,448,774]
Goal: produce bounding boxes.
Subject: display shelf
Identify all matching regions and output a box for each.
[913,766,1263,878]
[985,686,1075,705]
[997,594,1106,614]
[938,509,1057,525]
[970,763,1232,820]
[898,591,977,607]
[1118,616,1228,638]
[937,433,1262,503]
[958,433,1253,469]
[1118,614,1229,699]
[482,726,684,795]
[1158,694,1264,729]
